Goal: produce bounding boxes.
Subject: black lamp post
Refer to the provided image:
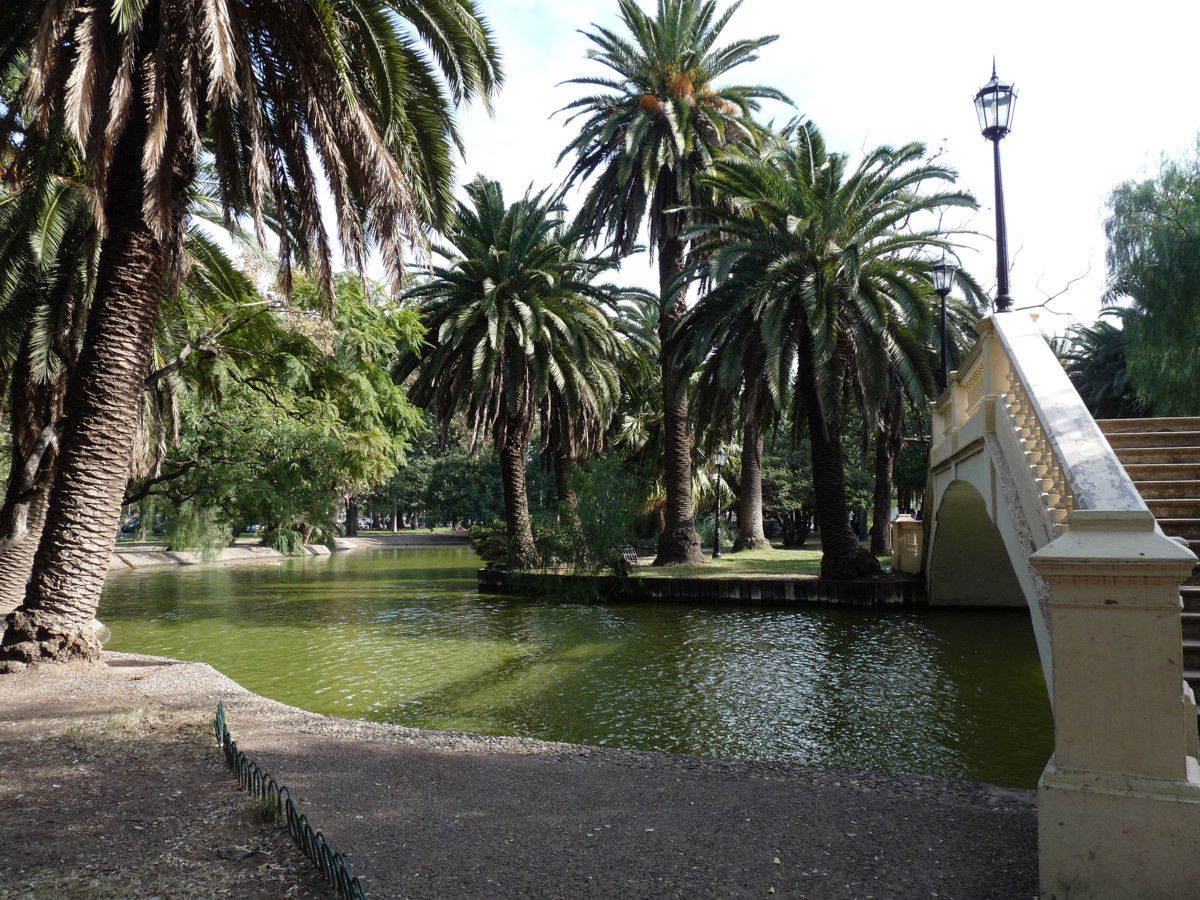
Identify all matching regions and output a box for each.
[974,63,1017,313]
[713,447,727,559]
[932,256,958,390]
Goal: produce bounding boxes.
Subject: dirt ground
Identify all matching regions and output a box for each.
[0,661,331,899]
[0,653,1038,899]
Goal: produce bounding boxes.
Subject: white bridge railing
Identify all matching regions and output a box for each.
[932,313,1147,541]
[927,312,1200,898]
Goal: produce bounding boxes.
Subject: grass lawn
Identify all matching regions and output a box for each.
[632,546,890,579]
[356,526,464,535]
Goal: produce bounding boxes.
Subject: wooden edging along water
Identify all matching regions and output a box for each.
[477,568,926,607]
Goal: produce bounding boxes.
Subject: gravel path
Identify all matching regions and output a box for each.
[1,653,1038,898]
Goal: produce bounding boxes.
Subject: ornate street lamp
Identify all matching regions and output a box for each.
[931,256,958,391]
[713,447,728,559]
[974,62,1017,312]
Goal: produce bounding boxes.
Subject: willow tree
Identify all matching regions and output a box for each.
[0,0,499,668]
[558,0,787,565]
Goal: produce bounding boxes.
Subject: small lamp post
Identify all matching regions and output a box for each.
[713,447,727,559]
[931,256,958,391]
[974,62,1017,313]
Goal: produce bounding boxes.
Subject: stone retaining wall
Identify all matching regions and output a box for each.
[478,569,926,606]
[108,543,331,570]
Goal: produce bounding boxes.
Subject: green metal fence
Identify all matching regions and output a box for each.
[213,701,367,898]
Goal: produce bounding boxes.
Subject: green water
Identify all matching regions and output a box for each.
[101,547,1052,788]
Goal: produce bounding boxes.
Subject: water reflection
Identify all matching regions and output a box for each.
[102,548,1052,787]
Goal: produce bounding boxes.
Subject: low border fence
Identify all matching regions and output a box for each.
[213,701,367,898]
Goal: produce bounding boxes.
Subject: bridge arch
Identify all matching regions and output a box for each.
[927,480,1023,608]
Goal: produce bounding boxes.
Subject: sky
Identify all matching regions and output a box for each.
[449,0,1200,332]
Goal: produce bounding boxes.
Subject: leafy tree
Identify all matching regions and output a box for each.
[685,121,974,578]
[559,0,788,565]
[425,450,505,528]
[394,177,624,567]
[126,273,425,546]
[0,0,499,667]
[762,442,814,548]
[1058,307,1149,419]
[1103,146,1200,415]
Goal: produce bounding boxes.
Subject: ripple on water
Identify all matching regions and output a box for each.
[101,548,1052,788]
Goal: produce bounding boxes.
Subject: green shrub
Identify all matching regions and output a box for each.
[165,505,232,561]
[532,515,583,570]
[469,519,512,567]
[573,457,643,574]
[697,513,735,551]
[261,528,305,556]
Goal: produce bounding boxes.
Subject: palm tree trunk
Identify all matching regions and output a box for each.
[0,483,50,615]
[499,419,537,568]
[808,406,880,579]
[733,416,769,551]
[654,234,703,565]
[555,453,581,533]
[870,385,904,556]
[798,346,880,580]
[0,120,172,669]
[870,432,894,556]
[0,339,66,611]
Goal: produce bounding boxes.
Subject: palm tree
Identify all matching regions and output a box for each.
[558,0,787,565]
[1059,307,1150,419]
[687,121,975,578]
[0,108,93,611]
[676,285,789,551]
[538,257,646,528]
[0,0,499,668]
[394,178,623,568]
[865,265,985,555]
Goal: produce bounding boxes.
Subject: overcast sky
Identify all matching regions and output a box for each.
[449,0,1200,332]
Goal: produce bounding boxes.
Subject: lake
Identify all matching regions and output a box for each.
[101,547,1052,788]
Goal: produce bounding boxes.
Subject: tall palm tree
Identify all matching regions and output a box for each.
[394,178,624,568]
[538,257,646,527]
[687,121,975,578]
[558,0,787,565]
[676,285,789,551]
[0,0,499,668]
[866,268,984,555]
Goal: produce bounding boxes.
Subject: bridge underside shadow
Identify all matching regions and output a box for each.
[927,480,1024,607]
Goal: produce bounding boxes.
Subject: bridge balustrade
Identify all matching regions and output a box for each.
[927,312,1200,898]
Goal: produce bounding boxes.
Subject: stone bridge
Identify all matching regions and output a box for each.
[915,312,1200,898]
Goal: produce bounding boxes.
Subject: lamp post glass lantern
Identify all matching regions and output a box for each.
[975,63,1017,312]
[713,448,727,559]
[932,257,957,391]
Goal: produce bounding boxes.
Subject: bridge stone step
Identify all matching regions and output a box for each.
[1185,640,1200,670]
[1181,587,1200,611]
[1112,446,1200,466]
[1146,499,1200,519]
[1107,430,1200,449]
[1097,417,1200,434]
[1131,480,1200,499]
[1183,612,1200,640]
[1158,519,1200,540]
[1124,463,1200,482]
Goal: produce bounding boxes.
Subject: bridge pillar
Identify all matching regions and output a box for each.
[1032,510,1200,899]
